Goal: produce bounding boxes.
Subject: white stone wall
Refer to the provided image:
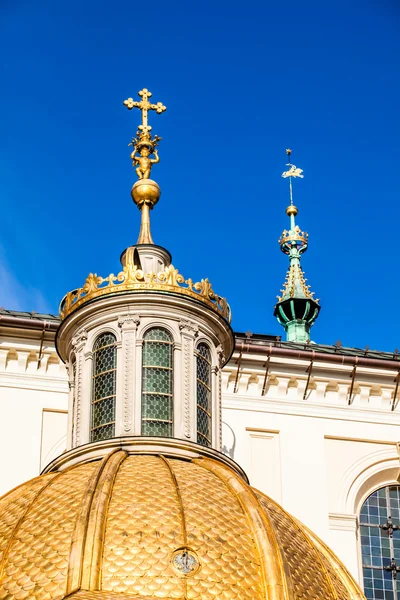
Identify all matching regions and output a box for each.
[222,350,400,583]
[0,333,68,496]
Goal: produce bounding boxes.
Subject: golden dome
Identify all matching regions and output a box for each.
[0,450,364,600]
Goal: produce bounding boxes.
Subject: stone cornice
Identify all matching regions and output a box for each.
[41,436,249,482]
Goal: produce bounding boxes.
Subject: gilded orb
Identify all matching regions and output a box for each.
[286,204,298,217]
[131,178,161,209]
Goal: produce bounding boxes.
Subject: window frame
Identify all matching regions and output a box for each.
[360,484,400,599]
[141,327,174,438]
[196,342,212,447]
[90,332,117,442]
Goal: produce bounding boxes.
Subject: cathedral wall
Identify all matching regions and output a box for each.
[222,351,400,584]
[0,333,68,496]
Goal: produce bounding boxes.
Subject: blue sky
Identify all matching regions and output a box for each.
[1,0,399,350]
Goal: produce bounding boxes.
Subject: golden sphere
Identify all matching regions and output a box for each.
[131,178,161,208]
[286,205,298,217]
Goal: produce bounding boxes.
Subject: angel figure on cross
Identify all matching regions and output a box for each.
[129,131,162,180]
[130,144,160,180]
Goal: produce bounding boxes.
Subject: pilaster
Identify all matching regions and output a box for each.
[212,366,220,450]
[81,349,93,446]
[66,362,75,451]
[118,314,140,436]
[71,329,88,448]
[179,319,199,442]
[134,338,143,436]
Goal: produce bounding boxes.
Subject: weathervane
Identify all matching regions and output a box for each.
[123,88,166,179]
[282,148,304,207]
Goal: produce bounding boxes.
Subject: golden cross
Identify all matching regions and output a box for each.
[123,88,166,131]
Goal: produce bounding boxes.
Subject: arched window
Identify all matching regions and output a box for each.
[360,485,400,599]
[91,332,117,442]
[142,328,173,437]
[196,343,212,447]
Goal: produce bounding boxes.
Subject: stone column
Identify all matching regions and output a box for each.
[118,315,140,436]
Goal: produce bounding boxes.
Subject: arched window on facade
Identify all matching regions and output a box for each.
[196,343,212,447]
[91,332,117,442]
[142,328,173,437]
[360,485,400,599]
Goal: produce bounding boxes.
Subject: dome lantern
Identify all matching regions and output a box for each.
[56,89,233,456]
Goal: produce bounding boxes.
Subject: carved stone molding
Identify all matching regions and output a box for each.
[216,344,226,368]
[71,329,88,351]
[183,336,192,438]
[118,314,140,330]
[74,353,83,447]
[218,369,222,447]
[179,319,199,337]
[123,330,135,433]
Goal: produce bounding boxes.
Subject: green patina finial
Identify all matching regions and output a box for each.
[273,150,321,343]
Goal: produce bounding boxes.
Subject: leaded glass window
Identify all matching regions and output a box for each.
[142,328,173,437]
[196,343,212,447]
[360,485,400,599]
[91,332,116,442]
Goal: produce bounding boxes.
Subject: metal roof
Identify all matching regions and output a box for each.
[0,310,397,362]
[0,308,59,322]
[235,333,400,362]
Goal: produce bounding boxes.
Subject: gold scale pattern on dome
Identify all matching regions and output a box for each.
[59,89,231,323]
[0,450,364,600]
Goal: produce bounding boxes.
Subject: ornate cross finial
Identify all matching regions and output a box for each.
[123,88,166,182]
[123,88,167,245]
[123,88,166,134]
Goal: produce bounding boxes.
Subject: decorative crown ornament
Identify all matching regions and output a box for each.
[59,261,231,323]
[279,225,308,254]
[129,129,162,153]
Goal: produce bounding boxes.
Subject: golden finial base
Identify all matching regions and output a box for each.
[286,205,298,217]
[131,179,161,244]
